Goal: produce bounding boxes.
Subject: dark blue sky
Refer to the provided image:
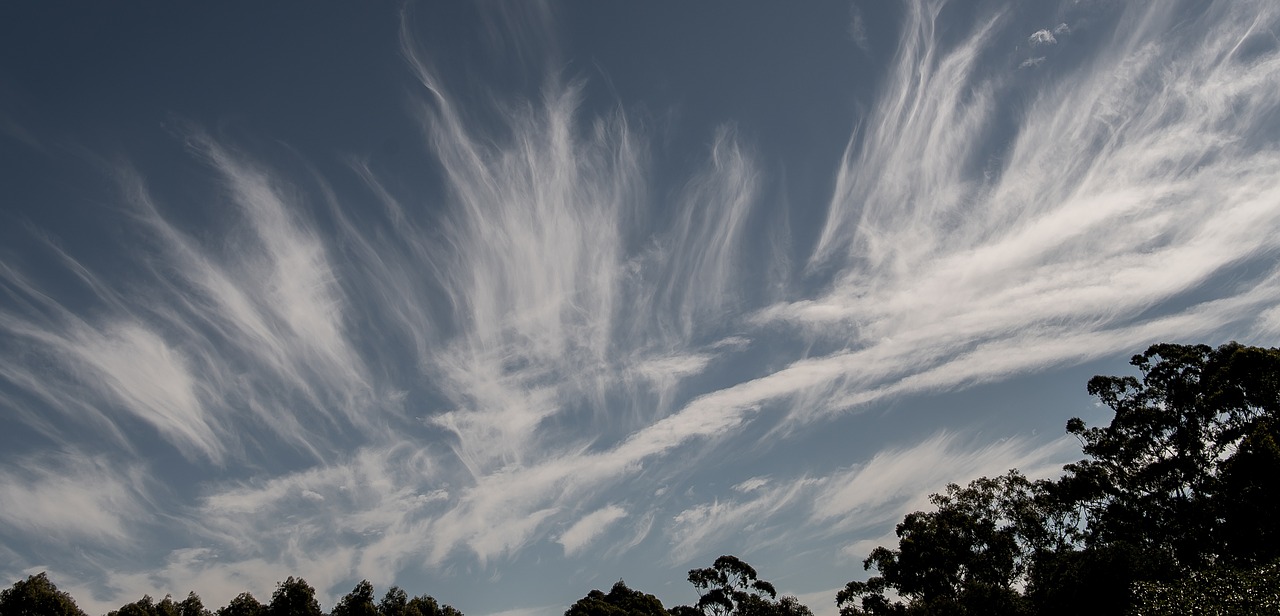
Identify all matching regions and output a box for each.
[2,2,1278,616]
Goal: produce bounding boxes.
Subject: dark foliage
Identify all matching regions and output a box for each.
[840,342,1280,615]
[266,578,320,616]
[91,579,459,616]
[332,582,377,616]
[0,573,87,616]
[217,594,263,616]
[675,556,811,616]
[565,581,669,616]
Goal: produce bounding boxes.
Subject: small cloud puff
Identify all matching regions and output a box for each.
[849,6,870,52]
[300,490,325,502]
[732,476,770,493]
[1020,57,1046,69]
[1029,29,1057,46]
[415,489,450,504]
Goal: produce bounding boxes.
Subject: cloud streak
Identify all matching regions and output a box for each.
[1,1,1278,614]
[0,453,149,545]
[753,0,1280,428]
[560,505,628,557]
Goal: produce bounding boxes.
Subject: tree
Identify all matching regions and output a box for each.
[1215,415,1280,565]
[564,580,668,616]
[842,342,1280,615]
[377,588,409,616]
[685,556,776,616]
[373,588,461,616]
[267,579,320,616]
[332,582,378,616]
[179,593,211,616]
[837,472,1046,616]
[0,573,88,616]
[405,594,461,616]
[107,595,180,616]
[678,556,810,616]
[1063,342,1280,570]
[217,593,263,616]
[735,595,811,616]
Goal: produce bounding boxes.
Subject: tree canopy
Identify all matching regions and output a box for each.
[331,582,377,616]
[265,578,319,616]
[216,594,262,616]
[675,556,811,616]
[104,593,207,616]
[0,573,87,616]
[564,581,669,616]
[838,342,1280,615]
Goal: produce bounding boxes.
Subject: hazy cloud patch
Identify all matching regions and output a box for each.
[560,505,628,557]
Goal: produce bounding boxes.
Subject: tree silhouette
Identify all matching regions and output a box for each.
[564,580,668,616]
[0,573,87,616]
[843,342,1280,615]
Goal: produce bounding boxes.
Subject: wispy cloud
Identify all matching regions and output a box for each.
[1,1,1278,614]
[0,136,387,466]
[663,431,1075,565]
[0,262,222,462]
[480,604,564,616]
[809,432,1075,534]
[1028,29,1057,46]
[668,478,814,564]
[0,453,149,545]
[755,0,1280,428]
[560,505,628,557]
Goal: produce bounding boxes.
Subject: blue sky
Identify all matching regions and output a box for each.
[2,1,1279,615]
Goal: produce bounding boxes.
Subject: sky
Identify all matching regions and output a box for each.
[2,1,1279,615]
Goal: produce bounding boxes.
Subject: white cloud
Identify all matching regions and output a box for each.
[663,430,1075,567]
[0,455,148,544]
[559,505,628,557]
[756,0,1280,430]
[69,323,220,461]
[0,264,222,461]
[2,1,1279,613]
[810,432,1076,531]
[668,479,814,564]
[791,587,842,616]
[604,510,656,559]
[481,605,564,616]
[0,140,389,467]
[1028,29,1056,46]
[732,476,770,493]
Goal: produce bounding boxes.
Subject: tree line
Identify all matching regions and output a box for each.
[0,557,801,616]
[3,343,1278,616]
